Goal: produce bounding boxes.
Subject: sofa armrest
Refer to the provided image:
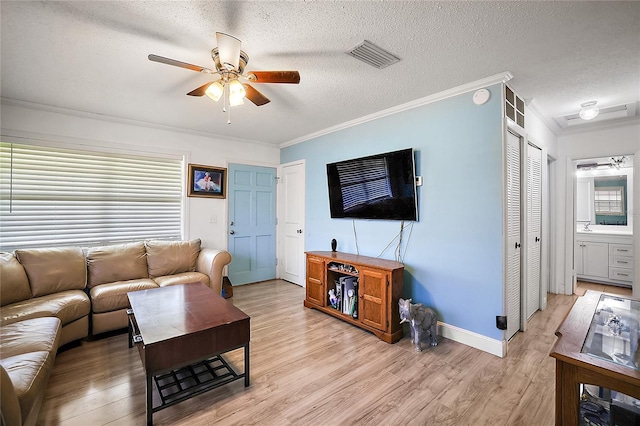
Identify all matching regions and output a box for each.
[1,363,22,426]
[196,248,232,295]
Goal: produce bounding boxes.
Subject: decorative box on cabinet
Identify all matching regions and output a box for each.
[304,251,404,343]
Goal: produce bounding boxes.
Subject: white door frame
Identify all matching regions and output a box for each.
[565,153,637,297]
[634,150,640,300]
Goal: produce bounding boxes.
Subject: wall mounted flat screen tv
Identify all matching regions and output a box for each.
[327,148,418,221]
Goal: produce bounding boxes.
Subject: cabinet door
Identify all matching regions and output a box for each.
[582,242,609,278]
[359,268,388,331]
[575,241,585,275]
[306,256,325,306]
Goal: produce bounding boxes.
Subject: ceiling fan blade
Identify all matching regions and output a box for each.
[187,81,217,97]
[243,84,270,106]
[216,32,241,70]
[148,54,214,74]
[247,71,300,84]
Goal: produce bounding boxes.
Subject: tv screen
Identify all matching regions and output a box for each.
[326,148,418,221]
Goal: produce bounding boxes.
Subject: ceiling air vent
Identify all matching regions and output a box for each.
[346,40,400,69]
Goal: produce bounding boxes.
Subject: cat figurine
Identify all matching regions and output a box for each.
[399,298,438,352]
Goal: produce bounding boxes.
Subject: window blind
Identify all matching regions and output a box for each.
[0,142,183,251]
[594,187,624,215]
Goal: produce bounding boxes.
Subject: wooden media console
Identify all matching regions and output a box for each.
[304,251,404,343]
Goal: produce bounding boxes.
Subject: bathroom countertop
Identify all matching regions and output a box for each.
[576,229,633,236]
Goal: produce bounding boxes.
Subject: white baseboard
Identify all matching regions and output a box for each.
[438,321,505,358]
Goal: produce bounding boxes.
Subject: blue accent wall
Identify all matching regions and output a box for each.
[281,84,505,340]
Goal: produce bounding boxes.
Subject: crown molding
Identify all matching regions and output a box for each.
[525,98,562,137]
[279,71,514,148]
[0,97,274,148]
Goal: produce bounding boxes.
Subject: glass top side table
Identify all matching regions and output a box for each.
[550,290,640,426]
[581,294,640,371]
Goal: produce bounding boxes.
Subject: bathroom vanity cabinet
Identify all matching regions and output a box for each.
[575,232,634,287]
[575,241,609,279]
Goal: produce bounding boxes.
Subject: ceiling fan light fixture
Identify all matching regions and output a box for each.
[216,32,242,70]
[579,101,600,121]
[229,95,244,107]
[228,79,246,104]
[205,81,224,101]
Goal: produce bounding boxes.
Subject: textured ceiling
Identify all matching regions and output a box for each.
[1,1,639,145]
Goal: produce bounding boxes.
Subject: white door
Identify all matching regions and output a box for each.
[506,130,522,341]
[526,143,542,320]
[277,161,305,286]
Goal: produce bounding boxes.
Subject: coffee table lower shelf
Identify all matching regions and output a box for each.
[152,354,246,412]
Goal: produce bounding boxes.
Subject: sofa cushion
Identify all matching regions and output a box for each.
[1,351,54,424]
[0,317,61,357]
[0,317,61,425]
[15,247,86,297]
[86,242,148,289]
[0,252,32,306]
[145,239,201,278]
[89,279,157,313]
[153,272,210,288]
[1,290,90,328]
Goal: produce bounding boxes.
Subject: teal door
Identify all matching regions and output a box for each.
[228,164,277,285]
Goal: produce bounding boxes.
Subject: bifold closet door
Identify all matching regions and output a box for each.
[506,131,522,341]
[526,144,542,320]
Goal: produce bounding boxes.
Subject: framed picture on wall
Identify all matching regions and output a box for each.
[187,164,226,198]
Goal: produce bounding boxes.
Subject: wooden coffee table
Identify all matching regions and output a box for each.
[127,282,250,425]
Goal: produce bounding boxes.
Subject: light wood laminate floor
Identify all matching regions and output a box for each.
[38,280,630,425]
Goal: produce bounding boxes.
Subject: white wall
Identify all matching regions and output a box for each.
[0,102,280,249]
[554,120,640,294]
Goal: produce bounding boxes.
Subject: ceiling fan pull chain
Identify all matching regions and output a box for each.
[223,81,227,113]
[226,83,232,124]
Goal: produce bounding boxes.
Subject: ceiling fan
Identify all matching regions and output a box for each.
[149,32,300,123]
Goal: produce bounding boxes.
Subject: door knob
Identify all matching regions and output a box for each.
[535,237,540,242]
[297,229,303,234]
[515,242,521,249]
[230,230,235,234]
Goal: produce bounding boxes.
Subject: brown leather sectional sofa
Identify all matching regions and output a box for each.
[0,239,232,426]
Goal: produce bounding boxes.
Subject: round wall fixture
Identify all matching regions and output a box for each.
[473,88,491,105]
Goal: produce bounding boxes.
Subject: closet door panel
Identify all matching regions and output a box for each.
[526,144,542,320]
[506,130,521,340]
